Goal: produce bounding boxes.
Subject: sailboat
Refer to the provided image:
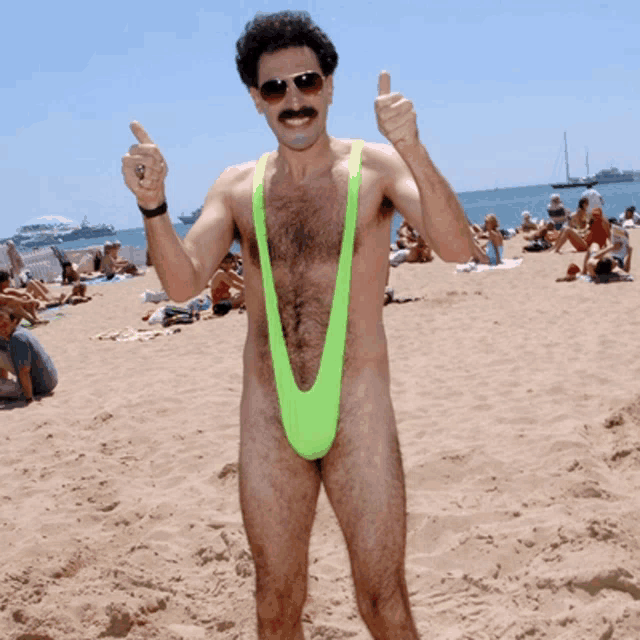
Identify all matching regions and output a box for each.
[550,132,598,189]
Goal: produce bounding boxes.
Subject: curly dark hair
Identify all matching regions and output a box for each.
[235,10,338,89]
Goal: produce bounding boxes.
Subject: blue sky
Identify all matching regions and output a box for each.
[2,0,639,237]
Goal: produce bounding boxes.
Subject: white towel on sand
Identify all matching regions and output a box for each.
[456,258,523,273]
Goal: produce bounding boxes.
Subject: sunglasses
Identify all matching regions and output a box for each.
[259,71,324,104]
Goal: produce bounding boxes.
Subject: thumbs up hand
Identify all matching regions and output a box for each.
[374,71,419,154]
[122,121,168,210]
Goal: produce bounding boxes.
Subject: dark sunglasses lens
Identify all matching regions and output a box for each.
[295,72,323,94]
[260,79,287,103]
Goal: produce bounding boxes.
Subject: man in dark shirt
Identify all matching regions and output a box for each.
[0,309,58,403]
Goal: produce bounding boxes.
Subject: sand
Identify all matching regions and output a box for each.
[2,232,640,640]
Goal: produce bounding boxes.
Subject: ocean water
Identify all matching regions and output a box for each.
[56,181,640,254]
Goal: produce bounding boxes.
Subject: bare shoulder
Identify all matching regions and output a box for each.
[211,160,258,195]
[356,141,411,185]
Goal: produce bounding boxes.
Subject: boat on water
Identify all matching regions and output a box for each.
[178,206,202,225]
[58,216,116,241]
[592,167,635,184]
[12,222,70,248]
[9,215,116,249]
[550,132,598,189]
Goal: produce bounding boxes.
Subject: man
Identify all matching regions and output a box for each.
[210,252,245,311]
[122,11,485,639]
[0,308,58,403]
[581,185,605,216]
[619,205,640,227]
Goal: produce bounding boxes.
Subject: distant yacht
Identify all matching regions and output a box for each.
[179,206,202,225]
[550,132,598,189]
[58,216,116,241]
[9,215,115,249]
[592,167,635,184]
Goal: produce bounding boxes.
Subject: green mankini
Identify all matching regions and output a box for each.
[251,139,365,460]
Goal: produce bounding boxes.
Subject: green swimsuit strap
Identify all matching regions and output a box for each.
[252,139,365,460]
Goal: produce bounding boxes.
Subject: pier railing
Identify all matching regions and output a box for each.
[0,244,148,283]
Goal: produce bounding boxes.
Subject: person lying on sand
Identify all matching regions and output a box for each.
[583,240,632,280]
[0,308,58,403]
[0,271,50,325]
[0,269,64,308]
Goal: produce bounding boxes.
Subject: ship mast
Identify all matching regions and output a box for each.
[564,131,570,182]
[586,148,589,176]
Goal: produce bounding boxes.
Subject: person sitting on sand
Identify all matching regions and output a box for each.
[569,197,590,230]
[553,197,589,252]
[61,282,92,306]
[583,241,633,281]
[609,218,632,269]
[518,211,539,233]
[547,194,571,230]
[523,221,560,252]
[389,235,432,266]
[102,241,140,278]
[395,220,418,249]
[210,253,245,313]
[619,205,640,228]
[0,308,58,403]
[553,207,610,254]
[475,213,503,265]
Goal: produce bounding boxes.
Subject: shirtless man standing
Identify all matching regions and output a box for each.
[122,11,485,639]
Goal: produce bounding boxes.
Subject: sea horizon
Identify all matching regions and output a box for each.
[7,180,640,256]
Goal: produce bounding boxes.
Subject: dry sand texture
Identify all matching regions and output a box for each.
[1,232,640,639]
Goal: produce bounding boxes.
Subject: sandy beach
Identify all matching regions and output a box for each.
[2,231,640,640]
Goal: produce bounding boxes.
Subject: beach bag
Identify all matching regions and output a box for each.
[524,239,551,252]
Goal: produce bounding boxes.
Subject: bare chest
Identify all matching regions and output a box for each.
[230,157,393,391]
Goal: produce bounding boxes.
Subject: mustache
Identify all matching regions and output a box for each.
[279,107,317,121]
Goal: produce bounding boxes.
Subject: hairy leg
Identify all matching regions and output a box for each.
[321,371,420,640]
[240,383,322,640]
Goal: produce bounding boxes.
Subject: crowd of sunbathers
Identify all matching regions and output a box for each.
[518,192,634,282]
[141,251,246,327]
[60,240,142,284]
[387,188,636,285]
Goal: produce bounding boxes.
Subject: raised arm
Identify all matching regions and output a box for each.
[374,72,486,264]
[122,121,237,302]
